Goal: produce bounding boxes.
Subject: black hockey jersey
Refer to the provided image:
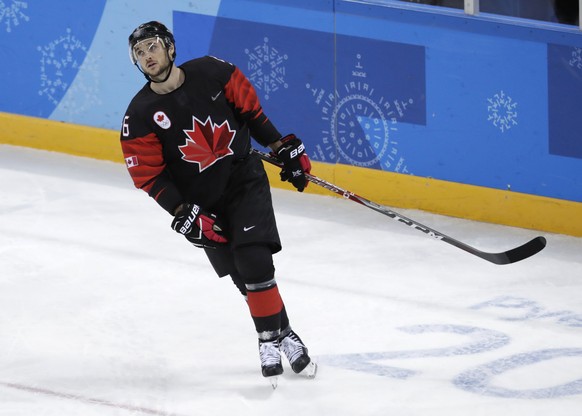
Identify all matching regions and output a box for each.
[120,56,281,214]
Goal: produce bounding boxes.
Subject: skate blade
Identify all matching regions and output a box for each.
[267,375,279,389]
[299,361,317,379]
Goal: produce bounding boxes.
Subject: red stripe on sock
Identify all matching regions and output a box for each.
[247,286,283,318]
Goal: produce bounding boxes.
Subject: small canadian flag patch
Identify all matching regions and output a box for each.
[125,155,139,168]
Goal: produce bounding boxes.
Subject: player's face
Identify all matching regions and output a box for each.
[132,37,173,80]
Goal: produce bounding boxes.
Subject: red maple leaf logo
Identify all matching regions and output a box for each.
[179,116,236,171]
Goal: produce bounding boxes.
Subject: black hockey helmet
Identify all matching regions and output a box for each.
[128,21,176,64]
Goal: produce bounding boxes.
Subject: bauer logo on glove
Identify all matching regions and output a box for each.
[171,203,228,249]
[178,204,200,234]
[288,142,305,159]
[291,169,303,178]
[274,134,311,192]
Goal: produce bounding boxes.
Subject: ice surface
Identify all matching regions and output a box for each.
[1,145,581,415]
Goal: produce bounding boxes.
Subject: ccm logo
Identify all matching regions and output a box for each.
[290,143,305,159]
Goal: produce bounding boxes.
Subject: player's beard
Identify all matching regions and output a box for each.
[147,59,172,82]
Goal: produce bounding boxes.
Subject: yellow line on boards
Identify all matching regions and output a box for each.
[2,112,581,237]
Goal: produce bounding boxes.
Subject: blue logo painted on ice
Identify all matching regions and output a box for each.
[319,296,582,399]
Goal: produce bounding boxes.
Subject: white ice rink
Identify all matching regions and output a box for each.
[1,144,581,416]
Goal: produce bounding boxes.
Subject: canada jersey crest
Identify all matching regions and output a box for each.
[153,111,171,129]
[179,116,236,171]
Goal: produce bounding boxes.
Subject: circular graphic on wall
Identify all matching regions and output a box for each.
[307,54,411,173]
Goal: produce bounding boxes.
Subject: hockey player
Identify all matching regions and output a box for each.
[120,21,316,385]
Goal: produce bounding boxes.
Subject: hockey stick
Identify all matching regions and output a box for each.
[254,149,546,265]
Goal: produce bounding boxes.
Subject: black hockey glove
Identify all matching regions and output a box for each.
[171,203,228,249]
[274,134,312,192]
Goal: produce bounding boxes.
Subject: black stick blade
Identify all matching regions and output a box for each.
[478,236,547,265]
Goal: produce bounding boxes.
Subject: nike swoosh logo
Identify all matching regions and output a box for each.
[211,91,222,101]
[243,225,256,232]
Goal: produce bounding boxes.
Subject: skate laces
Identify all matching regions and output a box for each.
[259,340,281,367]
[280,331,307,365]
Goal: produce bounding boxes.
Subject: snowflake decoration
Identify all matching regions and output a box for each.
[37,28,100,115]
[569,47,582,71]
[487,90,518,133]
[56,51,101,120]
[244,37,288,100]
[0,0,29,32]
